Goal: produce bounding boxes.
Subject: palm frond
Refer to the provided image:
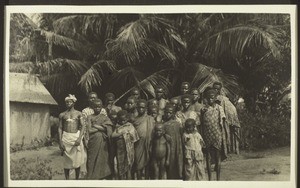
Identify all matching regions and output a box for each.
[36,58,88,78]
[106,16,185,66]
[78,60,117,93]
[202,24,284,62]
[187,63,239,99]
[40,30,89,57]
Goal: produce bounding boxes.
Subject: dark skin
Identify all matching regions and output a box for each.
[58,99,85,180]
[111,115,132,180]
[88,93,98,107]
[203,92,225,181]
[170,98,180,112]
[191,89,200,103]
[88,101,106,134]
[131,88,140,100]
[135,101,148,179]
[163,107,174,122]
[155,88,164,100]
[181,97,191,112]
[181,83,190,95]
[150,124,170,179]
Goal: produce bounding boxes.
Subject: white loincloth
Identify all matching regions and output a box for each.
[62,131,87,169]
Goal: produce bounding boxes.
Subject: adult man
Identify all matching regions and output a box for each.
[58,94,86,180]
[104,92,122,115]
[213,82,241,154]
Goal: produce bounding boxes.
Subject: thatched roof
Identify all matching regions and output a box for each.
[10,73,57,105]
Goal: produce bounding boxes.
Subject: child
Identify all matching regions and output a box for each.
[148,104,162,122]
[111,110,139,180]
[200,86,227,181]
[162,104,184,179]
[133,99,155,179]
[169,97,180,113]
[104,93,122,115]
[175,94,199,128]
[125,96,138,123]
[150,123,171,179]
[182,119,206,181]
[154,86,169,116]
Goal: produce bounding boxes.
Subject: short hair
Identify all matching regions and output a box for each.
[105,92,115,99]
[204,86,217,97]
[127,96,137,102]
[137,99,148,105]
[181,82,190,87]
[181,94,192,101]
[88,92,98,97]
[185,118,196,127]
[131,87,140,94]
[165,103,175,111]
[93,98,103,105]
[117,110,128,118]
[155,85,164,91]
[190,88,199,93]
[213,81,223,88]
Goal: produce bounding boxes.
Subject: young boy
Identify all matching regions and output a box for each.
[150,123,171,179]
[189,88,203,114]
[200,86,227,181]
[133,99,155,179]
[155,86,169,116]
[111,110,139,180]
[182,119,206,181]
[148,104,162,122]
[162,104,184,179]
[169,97,180,113]
[125,96,139,123]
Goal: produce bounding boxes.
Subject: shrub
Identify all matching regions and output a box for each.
[239,104,290,150]
[10,157,55,180]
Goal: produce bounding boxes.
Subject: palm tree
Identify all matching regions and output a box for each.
[9,13,290,109]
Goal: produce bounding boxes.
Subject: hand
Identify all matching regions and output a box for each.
[165,160,170,168]
[74,139,81,146]
[59,141,66,151]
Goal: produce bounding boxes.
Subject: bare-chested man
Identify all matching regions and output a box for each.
[58,94,86,180]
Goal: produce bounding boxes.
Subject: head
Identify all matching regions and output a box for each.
[137,99,147,116]
[148,104,159,117]
[126,96,137,111]
[65,94,77,109]
[155,86,165,100]
[190,88,200,102]
[170,97,180,112]
[148,99,158,107]
[213,82,222,95]
[181,94,192,110]
[185,118,196,134]
[92,99,103,115]
[117,110,128,125]
[154,123,165,137]
[164,104,175,121]
[105,93,115,106]
[204,86,217,106]
[181,82,190,95]
[109,110,118,125]
[88,92,98,107]
[130,87,140,100]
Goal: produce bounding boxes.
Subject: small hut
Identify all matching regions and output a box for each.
[9,73,58,146]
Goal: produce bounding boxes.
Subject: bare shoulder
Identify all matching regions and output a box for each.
[59,111,66,118]
[164,134,172,143]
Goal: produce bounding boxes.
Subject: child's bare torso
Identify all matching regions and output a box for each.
[152,136,167,160]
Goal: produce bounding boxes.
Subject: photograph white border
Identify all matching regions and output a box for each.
[4,5,297,188]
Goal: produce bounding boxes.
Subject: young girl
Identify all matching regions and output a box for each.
[182,118,206,181]
[111,110,139,180]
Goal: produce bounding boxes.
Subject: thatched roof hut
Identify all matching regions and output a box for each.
[9,73,57,146]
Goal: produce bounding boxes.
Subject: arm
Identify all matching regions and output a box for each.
[165,136,171,167]
[92,124,106,131]
[111,127,124,138]
[74,113,86,146]
[58,114,65,151]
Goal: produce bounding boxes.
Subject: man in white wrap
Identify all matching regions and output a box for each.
[59,94,87,180]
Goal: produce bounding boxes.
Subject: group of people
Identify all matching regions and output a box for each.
[58,81,241,181]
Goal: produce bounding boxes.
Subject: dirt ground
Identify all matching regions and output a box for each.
[10,145,290,181]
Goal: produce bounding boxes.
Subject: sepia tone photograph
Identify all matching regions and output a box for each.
[4,5,296,188]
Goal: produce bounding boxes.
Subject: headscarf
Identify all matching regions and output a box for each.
[65,94,77,103]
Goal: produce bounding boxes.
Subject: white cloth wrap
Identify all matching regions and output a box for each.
[62,131,86,169]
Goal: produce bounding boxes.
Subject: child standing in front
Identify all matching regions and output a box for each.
[182,118,206,181]
[111,110,139,180]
